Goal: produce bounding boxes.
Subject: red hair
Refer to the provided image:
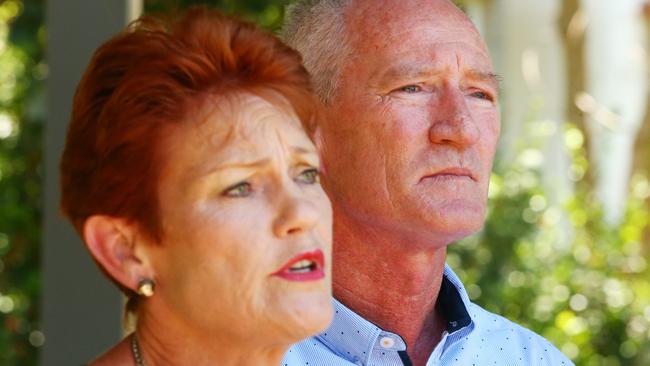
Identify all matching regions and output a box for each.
[60,7,319,241]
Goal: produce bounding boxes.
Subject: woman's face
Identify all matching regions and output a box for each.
[146,93,333,343]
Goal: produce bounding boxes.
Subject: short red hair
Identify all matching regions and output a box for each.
[60,6,318,240]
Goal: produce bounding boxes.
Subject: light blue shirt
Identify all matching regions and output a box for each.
[282,264,574,366]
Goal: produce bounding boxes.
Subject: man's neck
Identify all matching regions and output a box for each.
[331,214,449,365]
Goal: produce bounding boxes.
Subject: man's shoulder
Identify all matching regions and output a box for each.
[283,336,349,366]
[282,297,575,366]
[463,302,574,365]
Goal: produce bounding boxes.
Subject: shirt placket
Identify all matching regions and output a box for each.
[365,331,408,366]
[426,331,450,366]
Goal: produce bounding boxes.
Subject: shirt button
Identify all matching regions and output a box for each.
[380,336,395,349]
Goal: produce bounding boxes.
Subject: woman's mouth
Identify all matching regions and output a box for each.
[271,249,325,281]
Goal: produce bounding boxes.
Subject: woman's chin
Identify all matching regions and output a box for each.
[272,293,334,341]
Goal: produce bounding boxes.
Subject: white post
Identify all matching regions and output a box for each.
[486,0,574,208]
[580,0,649,225]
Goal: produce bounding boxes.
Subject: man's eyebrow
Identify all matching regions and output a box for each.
[377,64,502,90]
[379,63,443,82]
[466,71,502,90]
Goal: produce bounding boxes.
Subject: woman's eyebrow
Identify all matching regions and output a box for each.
[291,146,318,155]
[197,145,317,178]
[200,158,271,177]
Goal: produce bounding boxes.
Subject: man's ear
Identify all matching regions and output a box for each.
[312,125,324,153]
[312,125,329,173]
[83,215,154,293]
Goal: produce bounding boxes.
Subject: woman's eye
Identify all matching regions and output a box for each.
[222,182,252,197]
[296,168,320,184]
[397,85,422,93]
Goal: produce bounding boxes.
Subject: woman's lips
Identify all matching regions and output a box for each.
[271,249,325,281]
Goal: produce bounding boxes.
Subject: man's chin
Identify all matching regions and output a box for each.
[445,225,483,243]
[406,205,486,244]
[427,228,481,247]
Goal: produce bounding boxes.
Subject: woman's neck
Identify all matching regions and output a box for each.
[131,305,289,366]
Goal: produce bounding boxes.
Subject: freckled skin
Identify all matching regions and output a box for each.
[317,0,501,364]
[137,93,333,364]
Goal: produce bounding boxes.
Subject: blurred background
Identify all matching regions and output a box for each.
[0,0,649,365]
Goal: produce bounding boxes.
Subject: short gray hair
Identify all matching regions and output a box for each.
[281,0,353,104]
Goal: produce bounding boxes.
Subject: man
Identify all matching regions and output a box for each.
[281,0,573,365]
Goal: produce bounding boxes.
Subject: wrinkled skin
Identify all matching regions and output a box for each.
[320,0,500,247]
[138,93,333,365]
[317,0,500,364]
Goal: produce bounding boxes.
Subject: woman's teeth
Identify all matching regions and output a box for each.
[288,259,316,273]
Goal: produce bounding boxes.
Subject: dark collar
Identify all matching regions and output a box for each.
[437,274,472,333]
[316,264,475,364]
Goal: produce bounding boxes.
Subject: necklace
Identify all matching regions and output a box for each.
[131,333,146,366]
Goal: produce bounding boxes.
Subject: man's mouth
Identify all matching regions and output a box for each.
[422,167,477,182]
[271,249,325,281]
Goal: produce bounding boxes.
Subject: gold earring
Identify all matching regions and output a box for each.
[137,279,155,297]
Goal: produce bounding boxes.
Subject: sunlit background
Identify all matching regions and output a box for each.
[1,0,649,365]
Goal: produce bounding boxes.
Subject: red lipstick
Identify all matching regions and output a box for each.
[271,249,325,281]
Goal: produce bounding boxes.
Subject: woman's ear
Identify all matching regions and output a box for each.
[83,215,154,293]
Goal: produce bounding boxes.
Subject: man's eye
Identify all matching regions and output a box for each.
[397,85,422,93]
[223,182,252,197]
[471,91,493,101]
[296,168,320,184]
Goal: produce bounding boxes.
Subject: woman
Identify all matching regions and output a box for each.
[60,6,333,365]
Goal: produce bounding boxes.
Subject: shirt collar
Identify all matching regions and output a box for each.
[438,263,473,332]
[315,298,386,364]
[316,264,475,363]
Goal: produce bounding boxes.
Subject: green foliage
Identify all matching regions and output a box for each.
[450,124,650,365]
[145,0,290,31]
[0,0,45,364]
[3,1,650,365]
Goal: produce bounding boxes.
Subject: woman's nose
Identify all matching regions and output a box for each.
[272,188,320,238]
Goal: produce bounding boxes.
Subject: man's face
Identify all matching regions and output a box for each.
[319,0,500,245]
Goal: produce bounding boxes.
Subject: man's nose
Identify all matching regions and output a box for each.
[428,88,479,147]
[272,185,320,238]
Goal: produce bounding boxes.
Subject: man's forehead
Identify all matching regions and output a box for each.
[378,62,499,86]
[347,0,470,28]
[348,26,492,81]
[345,0,485,53]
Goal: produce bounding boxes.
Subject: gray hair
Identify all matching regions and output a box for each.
[281,0,353,104]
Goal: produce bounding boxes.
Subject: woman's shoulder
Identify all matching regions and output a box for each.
[87,335,134,366]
